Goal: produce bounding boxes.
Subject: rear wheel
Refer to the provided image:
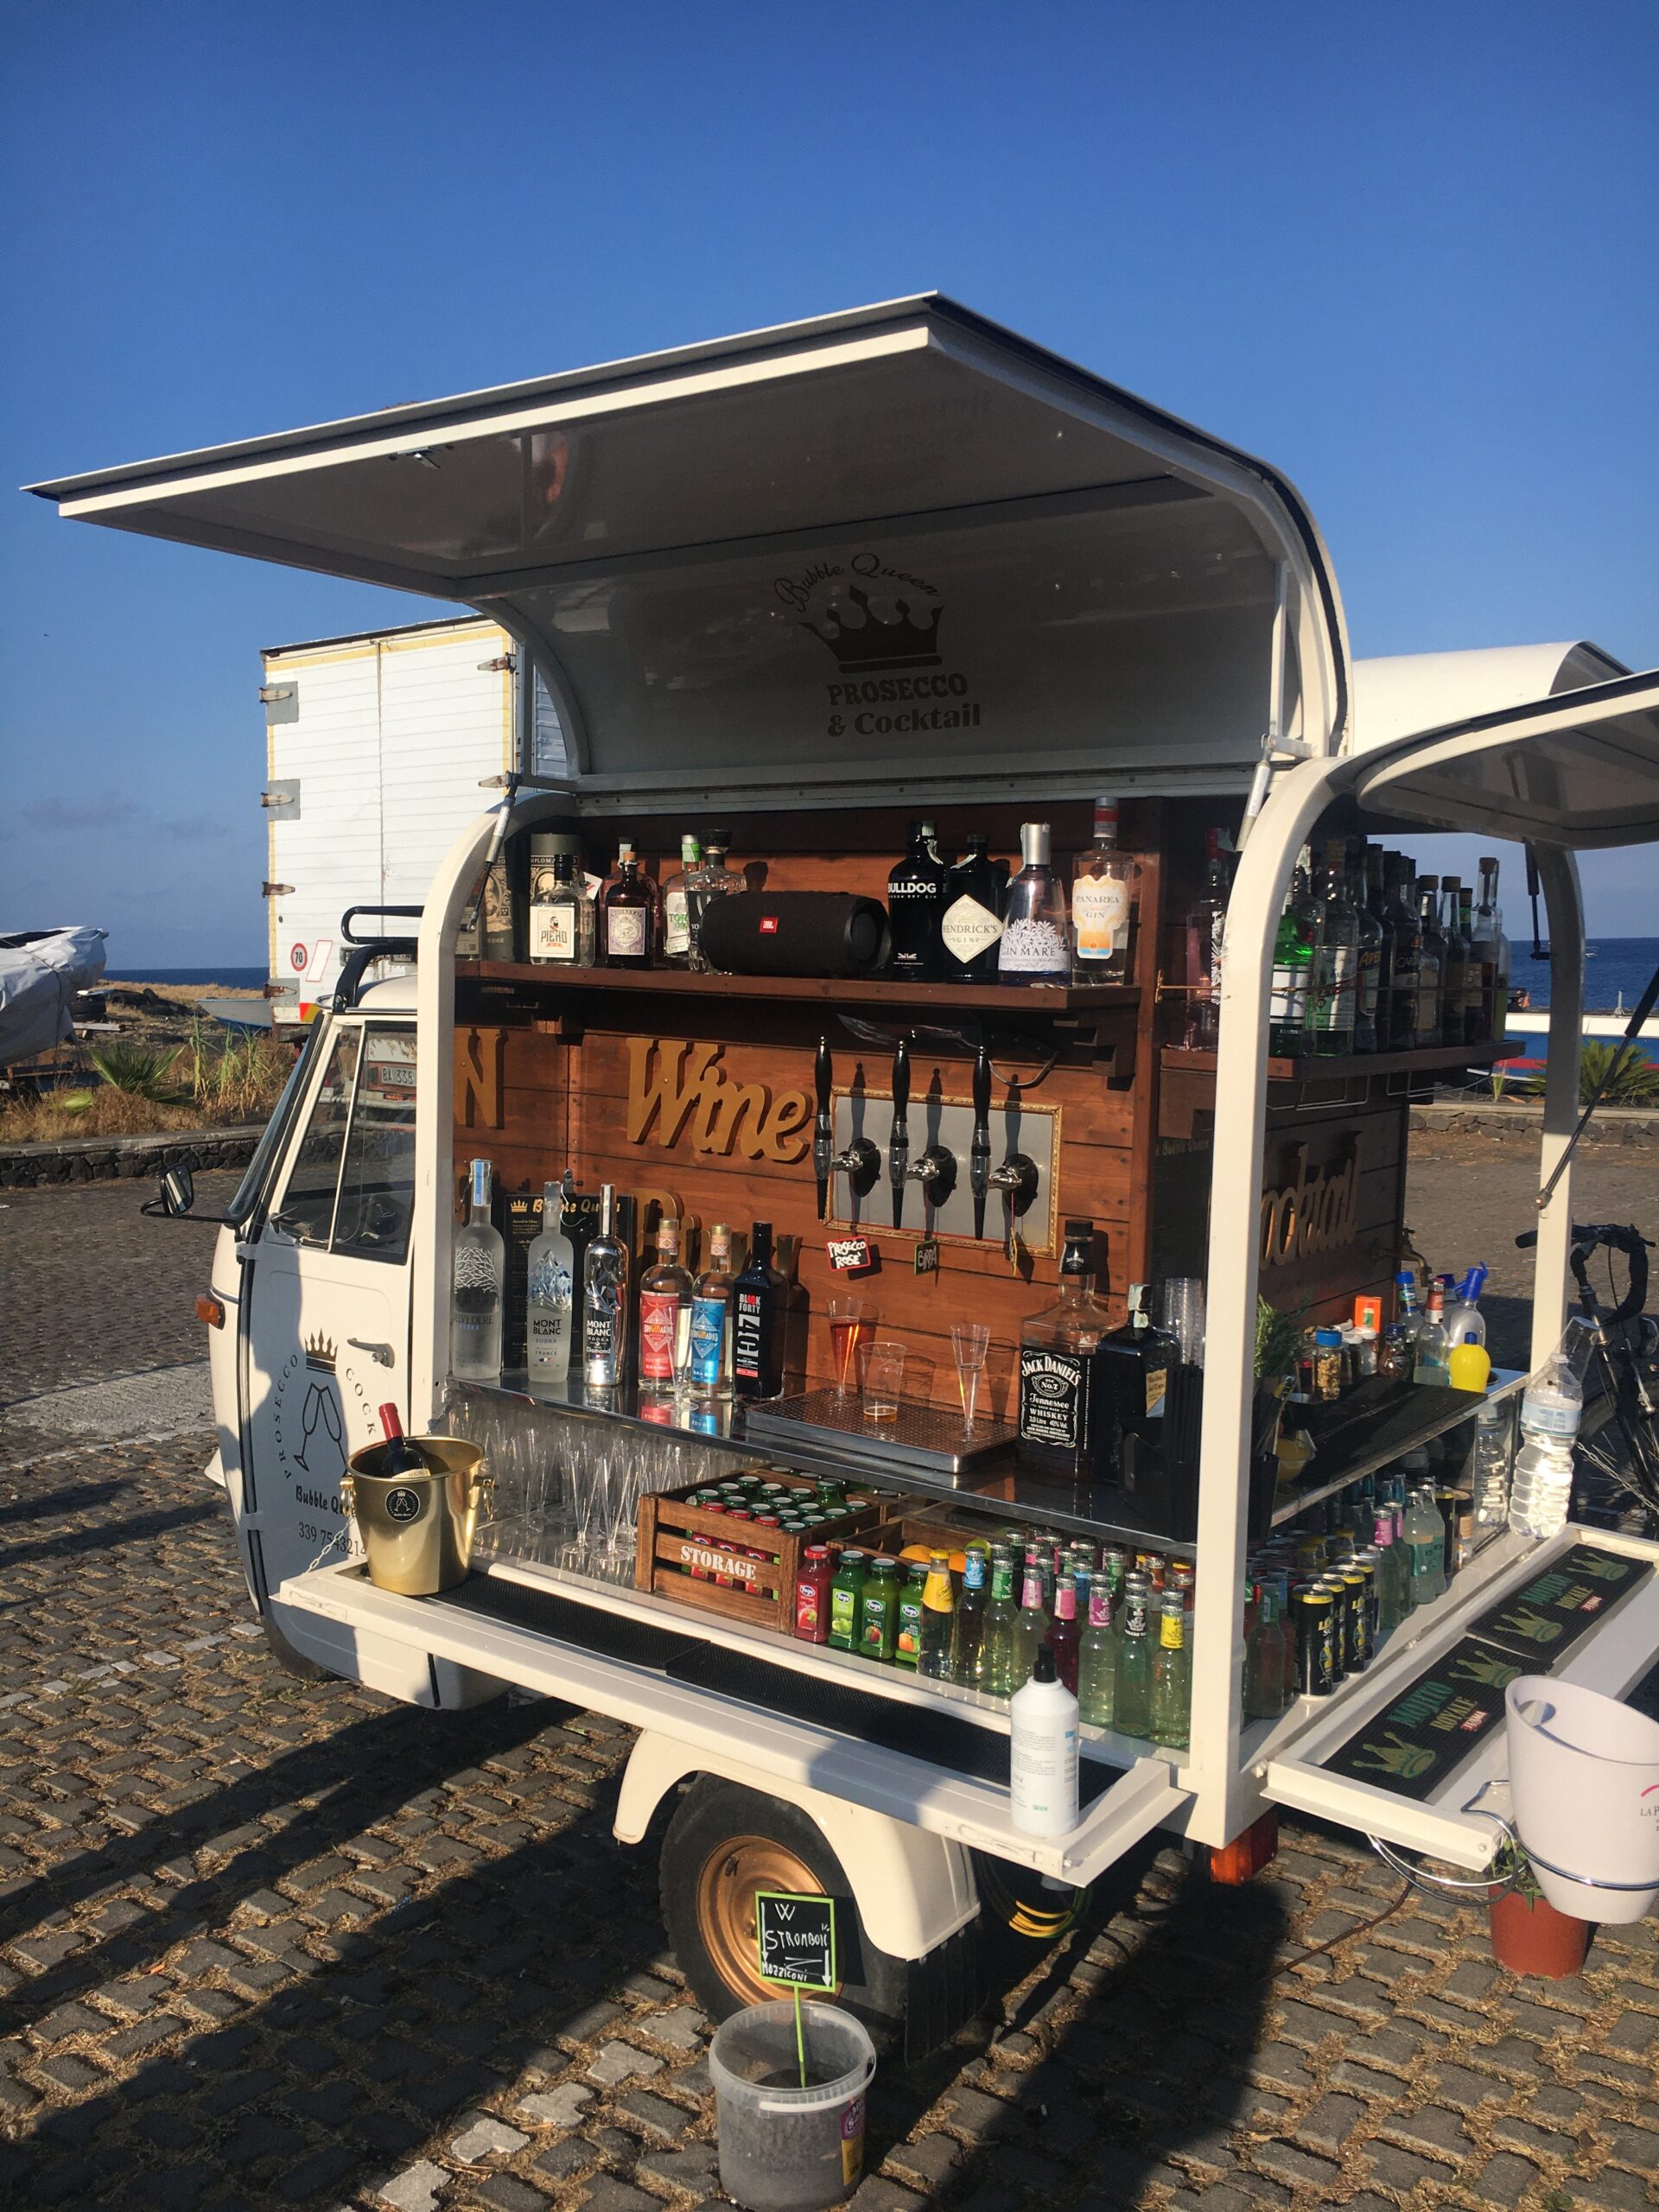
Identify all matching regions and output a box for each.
[659,1777,910,2041]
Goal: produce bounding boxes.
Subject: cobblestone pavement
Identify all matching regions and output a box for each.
[3,1185,1657,2212]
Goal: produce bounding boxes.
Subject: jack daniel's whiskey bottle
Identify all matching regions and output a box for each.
[1018,1220,1110,1476]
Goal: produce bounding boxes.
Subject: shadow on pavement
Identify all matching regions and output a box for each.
[0,1481,130,1528]
[1,1502,220,1572]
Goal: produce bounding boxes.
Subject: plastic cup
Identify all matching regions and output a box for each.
[861,1339,906,1422]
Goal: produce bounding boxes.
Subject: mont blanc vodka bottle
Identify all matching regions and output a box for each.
[998,823,1070,984]
[451,1157,505,1383]
[525,1179,575,1392]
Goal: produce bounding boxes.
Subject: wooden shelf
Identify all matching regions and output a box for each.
[462,960,1137,1015]
[1162,1039,1524,1085]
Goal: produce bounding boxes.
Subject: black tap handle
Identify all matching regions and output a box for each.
[813,1037,834,1221]
[972,1046,990,1127]
[815,1036,833,1117]
[892,1038,910,1124]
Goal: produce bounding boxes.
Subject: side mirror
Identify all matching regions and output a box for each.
[159,1164,196,1217]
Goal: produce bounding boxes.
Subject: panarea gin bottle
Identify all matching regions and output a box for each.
[1018,1218,1110,1476]
[1070,798,1139,982]
[997,823,1069,984]
[524,1179,575,1391]
[451,1157,505,1382]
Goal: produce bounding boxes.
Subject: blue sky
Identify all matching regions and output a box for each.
[3,0,1656,969]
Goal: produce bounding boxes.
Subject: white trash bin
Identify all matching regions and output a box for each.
[1506,1676,1659,1923]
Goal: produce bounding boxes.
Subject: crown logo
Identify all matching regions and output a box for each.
[303,1331,338,1373]
[804,582,943,674]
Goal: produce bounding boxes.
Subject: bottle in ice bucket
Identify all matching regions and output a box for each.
[1149,1591,1191,1750]
[1114,1573,1154,1737]
[829,1549,868,1650]
[895,1561,927,1669]
[376,1402,429,1475]
[1077,1570,1116,1726]
[859,1557,899,1662]
[918,1551,957,1680]
[950,1542,989,1685]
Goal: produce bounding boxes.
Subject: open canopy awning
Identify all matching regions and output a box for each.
[29,296,1347,807]
[1351,668,1659,849]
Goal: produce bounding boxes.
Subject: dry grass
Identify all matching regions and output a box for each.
[1,1022,295,1146]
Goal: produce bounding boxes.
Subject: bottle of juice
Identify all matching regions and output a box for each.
[828,1549,868,1651]
[895,1562,928,1669]
[858,1557,900,1662]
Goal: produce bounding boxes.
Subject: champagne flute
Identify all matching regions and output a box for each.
[951,1321,990,1433]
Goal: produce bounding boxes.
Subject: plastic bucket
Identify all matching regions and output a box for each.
[1506,1675,1659,1923]
[344,1435,490,1596]
[709,2000,876,2212]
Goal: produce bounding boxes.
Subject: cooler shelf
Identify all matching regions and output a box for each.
[1270,1369,1524,1528]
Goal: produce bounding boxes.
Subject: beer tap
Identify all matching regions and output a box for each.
[988,1070,1039,1249]
[970,1046,992,1240]
[888,1039,911,1230]
[907,1074,957,1225]
[813,1037,834,1222]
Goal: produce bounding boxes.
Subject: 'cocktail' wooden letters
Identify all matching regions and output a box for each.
[626,1037,812,1165]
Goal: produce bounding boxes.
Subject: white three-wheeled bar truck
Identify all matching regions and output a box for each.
[31,298,1659,2053]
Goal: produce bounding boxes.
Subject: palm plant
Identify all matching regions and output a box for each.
[89,1040,188,1103]
[1529,1039,1659,1107]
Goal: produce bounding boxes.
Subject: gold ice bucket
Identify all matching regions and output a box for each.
[343,1435,491,1596]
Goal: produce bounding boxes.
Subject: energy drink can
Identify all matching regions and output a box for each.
[1338,1564,1371,1671]
[1293,1586,1337,1697]
[1315,1576,1351,1680]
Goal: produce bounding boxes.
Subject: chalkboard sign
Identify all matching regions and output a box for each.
[755,1891,837,1991]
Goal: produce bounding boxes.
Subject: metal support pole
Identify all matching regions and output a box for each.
[1529,847,1586,1371]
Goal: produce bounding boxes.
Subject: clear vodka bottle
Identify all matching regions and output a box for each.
[582,1182,627,1388]
[451,1156,505,1382]
[525,1178,575,1390]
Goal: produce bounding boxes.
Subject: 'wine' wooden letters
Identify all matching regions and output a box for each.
[626,1037,812,1165]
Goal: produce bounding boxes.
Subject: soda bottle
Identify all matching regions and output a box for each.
[1047,1572,1081,1692]
[1114,1574,1154,1738]
[1243,1580,1284,1719]
[1009,1554,1052,1692]
[978,1547,1019,1697]
[918,1551,957,1681]
[950,1542,989,1685]
[1403,1487,1447,1607]
[1077,1572,1116,1726]
[1149,1592,1191,1750]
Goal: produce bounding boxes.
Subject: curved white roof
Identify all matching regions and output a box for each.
[1350,641,1628,753]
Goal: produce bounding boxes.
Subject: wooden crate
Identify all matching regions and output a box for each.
[634,1470,888,1633]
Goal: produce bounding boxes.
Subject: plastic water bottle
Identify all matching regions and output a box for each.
[1507,1349,1583,1539]
[1472,1396,1516,1526]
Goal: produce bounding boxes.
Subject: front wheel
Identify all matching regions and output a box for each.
[658,1777,911,2043]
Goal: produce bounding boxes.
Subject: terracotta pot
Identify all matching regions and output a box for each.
[1488,1888,1589,1979]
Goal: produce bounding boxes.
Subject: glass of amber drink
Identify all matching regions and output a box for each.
[827,1297,872,1398]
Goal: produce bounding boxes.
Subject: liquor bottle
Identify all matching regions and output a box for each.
[1048,1571,1081,1692]
[1437,879,1471,1049]
[1350,842,1385,1052]
[1008,1643,1079,1837]
[1071,798,1140,982]
[582,1182,627,1388]
[950,1542,990,1686]
[918,1550,957,1681]
[1307,840,1358,1055]
[529,849,596,967]
[1018,1218,1111,1476]
[978,1546,1019,1696]
[1413,1278,1452,1386]
[1476,856,1510,1040]
[1414,880,1446,1047]
[376,1402,429,1475]
[1183,831,1231,1046]
[939,835,1006,982]
[887,820,948,982]
[660,835,702,969]
[603,849,655,969]
[998,822,1071,984]
[895,1561,928,1669]
[1009,1554,1052,1692]
[1113,1573,1154,1738]
[1268,853,1316,1058]
[1095,1283,1176,1490]
[1149,1592,1191,1750]
[451,1157,505,1382]
[1403,1485,1448,1606]
[1456,886,1482,1045]
[639,1217,694,1389]
[732,1220,787,1400]
[1361,845,1398,1051]
[685,831,741,975]
[688,1222,737,1401]
[525,1179,575,1391]
[1077,1573,1116,1726]
[1382,853,1422,1052]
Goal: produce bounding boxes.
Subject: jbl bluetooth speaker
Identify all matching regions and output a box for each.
[697,891,892,978]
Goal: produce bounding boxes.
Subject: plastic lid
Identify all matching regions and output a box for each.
[1314,1327,1342,1346]
[1031,1643,1058,1683]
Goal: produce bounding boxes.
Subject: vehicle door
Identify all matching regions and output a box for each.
[243,1016,418,1629]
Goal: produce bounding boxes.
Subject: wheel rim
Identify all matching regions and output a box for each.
[695,1834,838,2007]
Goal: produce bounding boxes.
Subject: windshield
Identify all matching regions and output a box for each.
[226,1019,327,1232]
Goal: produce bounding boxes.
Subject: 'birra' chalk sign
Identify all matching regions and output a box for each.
[754,1891,837,1991]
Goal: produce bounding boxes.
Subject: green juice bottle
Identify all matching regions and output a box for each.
[858,1556,899,1662]
[894,1562,928,1669]
[828,1548,868,1651]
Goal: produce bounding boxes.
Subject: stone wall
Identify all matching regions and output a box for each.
[0,1124,265,1190]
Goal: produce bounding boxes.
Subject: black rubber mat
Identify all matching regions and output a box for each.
[430,1571,1116,1806]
